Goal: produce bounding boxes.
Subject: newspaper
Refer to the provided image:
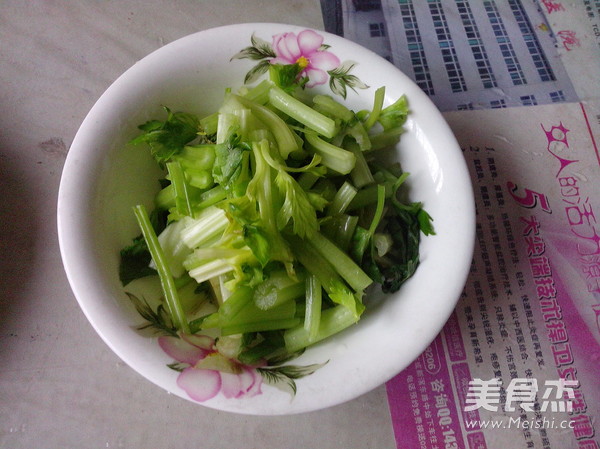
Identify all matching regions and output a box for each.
[322,0,600,111]
[386,101,600,449]
[320,1,600,448]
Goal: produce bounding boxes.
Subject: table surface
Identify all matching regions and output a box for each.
[0,2,399,448]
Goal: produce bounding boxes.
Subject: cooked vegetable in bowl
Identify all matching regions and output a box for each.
[58,24,474,414]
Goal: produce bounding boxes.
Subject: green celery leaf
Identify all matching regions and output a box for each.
[239,263,266,288]
[350,226,371,264]
[243,224,271,267]
[372,204,422,294]
[269,63,307,93]
[212,134,251,196]
[119,235,156,285]
[417,206,436,236]
[275,171,319,238]
[378,95,409,131]
[223,196,272,268]
[129,107,201,165]
[327,280,364,319]
[223,195,259,225]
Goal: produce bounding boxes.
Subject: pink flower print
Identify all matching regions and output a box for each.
[159,334,263,402]
[270,30,340,87]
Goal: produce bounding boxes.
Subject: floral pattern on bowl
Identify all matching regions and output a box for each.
[231,29,368,98]
[128,292,326,402]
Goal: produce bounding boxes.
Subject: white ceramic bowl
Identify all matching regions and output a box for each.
[58,23,475,415]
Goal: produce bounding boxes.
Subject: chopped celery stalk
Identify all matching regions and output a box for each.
[217,298,298,335]
[184,247,252,269]
[305,132,356,175]
[297,171,319,190]
[216,112,240,145]
[284,305,358,353]
[222,318,301,336]
[133,205,189,333]
[368,126,404,151]
[213,275,231,305]
[235,94,299,159]
[328,181,358,216]
[288,235,345,293]
[346,120,372,151]
[312,94,354,122]
[180,206,229,249]
[199,112,218,135]
[304,274,322,341]
[242,79,272,104]
[233,107,260,143]
[308,232,373,292]
[352,184,387,262]
[348,142,375,188]
[374,233,394,257]
[255,281,305,310]
[289,132,307,159]
[364,86,386,130]
[177,144,216,170]
[347,182,393,211]
[312,178,337,202]
[218,93,244,114]
[254,269,304,294]
[367,185,388,236]
[188,259,235,285]
[295,301,306,318]
[194,185,227,211]
[238,338,286,365]
[188,247,256,290]
[154,216,194,278]
[338,215,359,252]
[288,235,363,318]
[229,299,297,324]
[218,285,254,319]
[155,184,175,210]
[253,270,304,311]
[268,85,337,138]
[249,128,272,145]
[248,140,294,265]
[322,214,359,252]
[369,185,386,235]
[198,311,220,329]
[244,303,296,327]
[185,169,213,189]
[176,277,210,315]
[166,161,192,217]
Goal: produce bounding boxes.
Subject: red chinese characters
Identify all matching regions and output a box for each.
[541,0,565,14]
[557,30,581,51]
[542,119,600,292]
